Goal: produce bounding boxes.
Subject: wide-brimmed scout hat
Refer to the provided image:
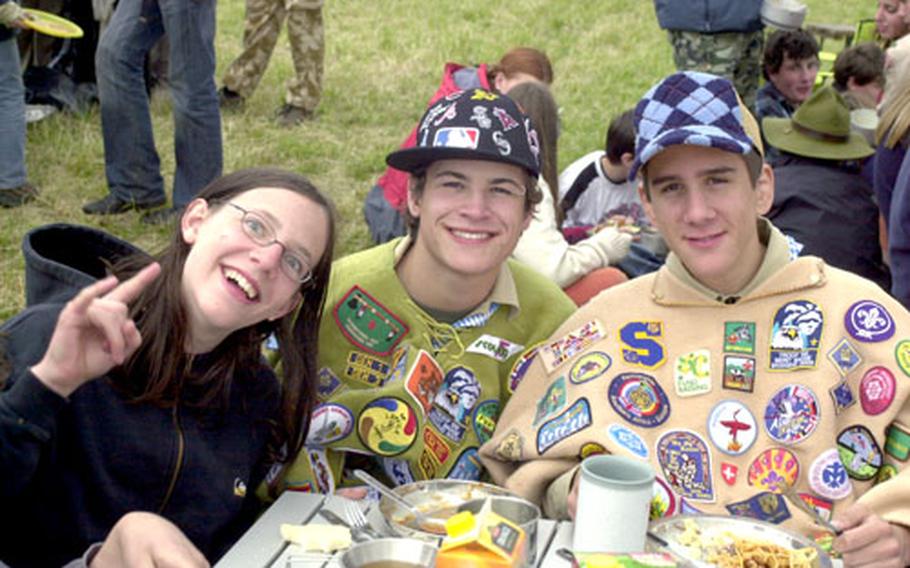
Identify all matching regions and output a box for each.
[630,71,764,180]
[386,88,540,178]
[762,86,873,161]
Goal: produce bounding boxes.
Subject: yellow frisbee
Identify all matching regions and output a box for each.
[22,8,84,39]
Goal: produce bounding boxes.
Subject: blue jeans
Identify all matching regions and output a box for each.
[0,36,26,190]
[96,0,222,208]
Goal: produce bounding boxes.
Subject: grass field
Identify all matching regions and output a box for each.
[4,0,868,319]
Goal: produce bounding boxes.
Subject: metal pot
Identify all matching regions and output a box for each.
[339,538,437,568]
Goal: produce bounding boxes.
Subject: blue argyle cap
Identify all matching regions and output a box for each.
[630,71,762,180]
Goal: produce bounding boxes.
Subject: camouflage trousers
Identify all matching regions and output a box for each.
[222,0,324,111]
[668,29,764,109]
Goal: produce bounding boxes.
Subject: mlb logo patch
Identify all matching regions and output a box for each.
[433,127,480,149]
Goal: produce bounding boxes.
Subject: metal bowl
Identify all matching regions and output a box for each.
[339,538,437,568]
[379,479,516,542]
[458,495,542,565]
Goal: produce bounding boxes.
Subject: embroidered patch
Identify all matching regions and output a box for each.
[707,400,757,456]
[495,430,523,461]
[472,400,500,444]
[418,448,438,479]
[508,344,542,393]
[607,423,649,459]
[747,448,800,493]
[539,320,606,373]
[381,458,415,486]
[404,350,444,414]
[656,430,714,502]
[344,351,391,387]
[827,338,862,377]
[885,422,910,461]
[569,351,612,385]
[674,349,712,397]
[427,366,480,442]
[896,340,910,377]
[619,321,667,369]
[763,384,820,445]
[316,367,342,399]
[769,300,823,370]
[722,355,756,392]
[837,425,883,480]
[726,492,791,524]
[537,398,592,454]
[386,346,410,384]
[533,376,568,426]
[233,477,247,497]
[720,462,739,485]
[334,286,408,356]
[448,447,483,481]
[724,322,756,354]
[829,381,856,414]
[845,300,895,343]
[680,500,705,515]
[809,448,853,500]
[423,425,451,464]
[651,477,678,520]
[579,442,608,459]
[286,480,315,493]
[608,372,671,428]
[356,397,418,457]
[799,493,834,522]
[307,448,335,494]
[875,463,899,485]
[433,127,480,149]
[305,403,354,445]
[859,366,897,415]
[466,334,524,362]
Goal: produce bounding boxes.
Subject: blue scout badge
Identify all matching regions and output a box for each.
[404,350,444,415]
[569,351,612,385]
[651,477,678,520]
[829,381,856,414]
[539,320,606,373]
[845,300,895,343]
[344,351,391,387]
[448,447,483,481]
[706,400,757,456]
[357,397,419,457]
[674,349,712,397]
[809,448,853,500]
[769,300,823,371]
[334,286,408,356]
[608,372,671,428]
[826,338,862,377]
[885,422,910,461]
[536,398,592,454]
[896,340,910,377]
[722,355,756,392]
[607,423,649,459]
[533,376,568,426]
[619,321,667,369]
[472,400,500,444]
[763,384,820,444]
[859,366,897,416]
[724,322,756,354]
[747,448,800,493]
[428,366,481,442]
[305,403,354,445]
[656,430,714,502]
[726,492,791,524]
[382,458,415,486]
[837,425,883,480]
[508,343,542,393]
[316,367,342,399]
[720,462,739,485]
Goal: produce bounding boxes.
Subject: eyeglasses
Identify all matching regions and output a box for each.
[226,202,313,284]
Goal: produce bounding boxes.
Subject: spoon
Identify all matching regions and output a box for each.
[352,469,431,527]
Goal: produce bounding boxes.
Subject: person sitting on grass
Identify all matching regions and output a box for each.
[833,43,885,110]
[0,168,335,567]
[481,71,910,567]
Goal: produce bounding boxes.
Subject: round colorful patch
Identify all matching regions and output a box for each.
[747,447,799,493]
[895,340,910,378]
[305,403,354,445]
[356,397,418,457]
[472,400,500,444]
[837,425,883,481]
[763,384,820,445]
[569,351,612,385]
[707,400,758,456]
[608,372,671,428]
[859,366,896,415]
[808,448,852,500]
[650,476,677,520]
[845,300,895,343]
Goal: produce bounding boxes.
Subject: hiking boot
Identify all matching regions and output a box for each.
[82,194,166,215]
[0,183,39,208]
[276,104,314,127]
[218,87,245,110]
[141,206,184,225]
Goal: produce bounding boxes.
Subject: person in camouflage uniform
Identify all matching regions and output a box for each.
[219,0,324,127]
[654,0,764,108]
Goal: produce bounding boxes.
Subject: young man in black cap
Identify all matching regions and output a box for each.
[272,89,575,493]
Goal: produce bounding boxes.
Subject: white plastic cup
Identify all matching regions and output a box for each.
[572,454,655,553]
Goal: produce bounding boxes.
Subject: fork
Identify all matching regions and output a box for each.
[343,499,381,540]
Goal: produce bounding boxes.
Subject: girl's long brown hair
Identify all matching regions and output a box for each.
[487,47,554,87]
[113,168,335,463]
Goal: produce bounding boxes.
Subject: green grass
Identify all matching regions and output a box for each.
[7,0,868,320]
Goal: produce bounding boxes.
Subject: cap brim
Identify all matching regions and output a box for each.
[386,146,539,177]
[763,117,874,161]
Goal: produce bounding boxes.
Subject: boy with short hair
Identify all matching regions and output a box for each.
[833,43,885,110]
[481,72,910,564]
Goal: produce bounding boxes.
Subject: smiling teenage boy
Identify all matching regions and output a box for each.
[480,72,910,566]
[272,89,575,493]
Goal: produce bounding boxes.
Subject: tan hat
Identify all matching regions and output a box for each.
[762,87,874,161]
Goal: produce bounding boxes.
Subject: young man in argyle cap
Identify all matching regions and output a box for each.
[481,71,910,565]
[271,88,575,494]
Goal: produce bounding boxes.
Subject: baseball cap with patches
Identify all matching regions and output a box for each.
[630,71,764,180]
[386,88,540,178]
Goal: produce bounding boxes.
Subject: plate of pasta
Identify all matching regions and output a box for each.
[647,515,832,568]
